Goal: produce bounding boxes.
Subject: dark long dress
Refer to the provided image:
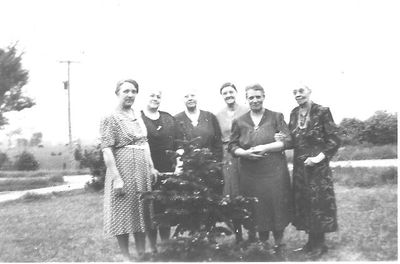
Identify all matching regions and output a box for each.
[286,102,341,233]
[141,111,182,173]
[228,109,292,232]
[141,111,182,218]
[175,110,223,161]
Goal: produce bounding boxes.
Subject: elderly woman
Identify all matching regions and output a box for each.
[277,85,341,258]
[228,84,292,253]
[100,79,157,261]
[216,82,248,241]
[141,89,182,244]
[174,89,223,162]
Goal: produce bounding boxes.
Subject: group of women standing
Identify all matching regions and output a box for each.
[100,79,341,261]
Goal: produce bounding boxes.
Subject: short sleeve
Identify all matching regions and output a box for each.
[100,116,116,149]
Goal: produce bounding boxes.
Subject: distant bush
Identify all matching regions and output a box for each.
[77,144,106,191]
[339,111,397,146]
[361,111,397,145]
[332,166,397,188]
[0,151,9,169]
[13,151,39,171]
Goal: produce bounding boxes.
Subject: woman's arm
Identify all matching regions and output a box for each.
[228,119,263,160]
[252,113,289,154]
[304,107,341,166]
[210,113,223,161]
[102,148,122,181]
[321,107,341,160]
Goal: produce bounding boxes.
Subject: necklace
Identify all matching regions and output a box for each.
[298,107,310,129]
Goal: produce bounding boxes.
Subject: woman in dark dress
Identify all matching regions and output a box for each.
[228,84,292,253]
[174,89,223,161]
[141,89,182,245]
[277,85,341,257]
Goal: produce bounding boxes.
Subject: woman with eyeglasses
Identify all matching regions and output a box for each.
[276,85,341,258]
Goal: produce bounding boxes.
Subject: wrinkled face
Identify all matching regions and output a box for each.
[246,89,264,112]
[183,92,197,110]
[147,91,162,110]
[221,86,237,106]
[117,82,138,108]
[293,86,311,106]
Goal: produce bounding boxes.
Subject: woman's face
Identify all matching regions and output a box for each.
[293,86,311,106]
[117,82,138,108]
[147,91,162,110]
[183,92,197,110]
[246,89,264,112]
[221,86,237,106]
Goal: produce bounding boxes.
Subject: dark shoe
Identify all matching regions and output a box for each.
[293,241,312,253]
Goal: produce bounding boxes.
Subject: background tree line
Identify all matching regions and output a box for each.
[339,110,397,146]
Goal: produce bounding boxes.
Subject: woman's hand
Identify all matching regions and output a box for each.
[250,145,269,156]
[237,148,264,160]
[113,177,125,196]
[150,168,159,184]
[304,152,326,166]
[274,132,286,142]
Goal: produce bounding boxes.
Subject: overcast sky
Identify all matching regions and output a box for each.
[0,0,398,145]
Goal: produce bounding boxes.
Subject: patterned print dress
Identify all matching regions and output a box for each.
[287,103,341,233]
[100,112,154,236]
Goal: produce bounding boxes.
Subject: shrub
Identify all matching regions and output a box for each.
[13,151,39,171]
[81,144,106,191]
[0,151,9,169]
[142,139,260,261]
[361,111,397,145]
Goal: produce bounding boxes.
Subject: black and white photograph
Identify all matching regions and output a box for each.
[0,0,398,262]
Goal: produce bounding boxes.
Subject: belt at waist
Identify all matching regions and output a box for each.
[123,144,146,149]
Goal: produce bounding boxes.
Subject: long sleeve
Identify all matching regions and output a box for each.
[210,113,223,161]
[172,116,185,150]
[321,108,341,160]
[228,118,241,157]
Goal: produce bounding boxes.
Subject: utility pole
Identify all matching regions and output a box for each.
[59,60,79,169]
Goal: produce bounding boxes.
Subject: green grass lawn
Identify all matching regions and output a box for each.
[0,183,397,262]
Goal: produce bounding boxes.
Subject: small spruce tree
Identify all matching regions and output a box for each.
[142,138,261,261]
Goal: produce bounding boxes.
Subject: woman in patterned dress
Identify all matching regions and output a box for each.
[100,79,158,261]
[228,84,292,253]
[216,82,248,242]
[141,89,182,244]
[276,85,341,258]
